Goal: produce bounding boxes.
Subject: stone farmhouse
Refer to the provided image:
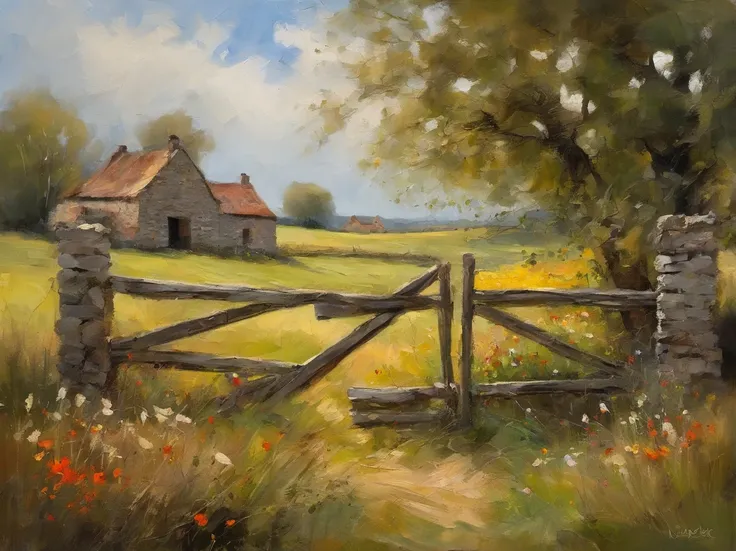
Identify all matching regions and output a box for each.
[51,136,277,255]
[342,215,386,233]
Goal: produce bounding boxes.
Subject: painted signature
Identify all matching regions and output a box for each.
[668,527,714,540]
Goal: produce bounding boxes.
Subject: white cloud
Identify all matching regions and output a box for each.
[0,0,431,218]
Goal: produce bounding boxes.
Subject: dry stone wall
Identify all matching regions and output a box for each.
[55,220,115,396]
[653,212,721,382]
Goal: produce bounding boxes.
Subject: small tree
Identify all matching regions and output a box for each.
[136,110,215,163]
[282,182,336,229]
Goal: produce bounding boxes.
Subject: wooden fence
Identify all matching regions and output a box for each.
[55,212,722,429]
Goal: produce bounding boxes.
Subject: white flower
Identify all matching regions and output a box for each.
[654,414,661,420]
[525,408,532,414]
[27,429,41,443]
[636,394,647,408]
[532,458,543,467]
[580,312,590,318]
[509,348,516,355]
[56,387,67,402]
[140,410,148,424]
[582,414,589,424]
[552,369,559,375]
[563,454,577,467]
[572,452,584,457]
[585,333,594,339]
[52,412,62,421]
[175,413,192,424]
[155,414,169,423]
[662,422,678,446]
[511,362,518,367]
[102,407,114,416]
[521,487,532,495]
[599,402,610,414]
[138,436,154,450]
[101,398,112,409]
[682,409,689,415]
[75,394,86,407]
[620,421,628,425]
[24,394,33,413]
[634,349,642,356]
[628,412,638,425]
[215,452,233,466]
[154,406,173,417]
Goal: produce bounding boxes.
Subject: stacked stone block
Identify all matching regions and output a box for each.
[55,220,115,395]
[653,212,721,382]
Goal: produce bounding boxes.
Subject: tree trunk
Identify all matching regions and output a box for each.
[599,229,656,346]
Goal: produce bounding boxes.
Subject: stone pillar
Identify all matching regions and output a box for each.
[653,212,721,383]
[55,220,115,396]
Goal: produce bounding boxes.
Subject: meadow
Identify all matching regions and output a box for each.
[0,226,734,550]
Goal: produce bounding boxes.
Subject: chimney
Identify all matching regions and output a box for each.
[240,173,252,187]
[109,145,127,164]
[168,135,181,152]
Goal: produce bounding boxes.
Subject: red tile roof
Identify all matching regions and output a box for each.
[70,149,172,199]
[206,181,276,219]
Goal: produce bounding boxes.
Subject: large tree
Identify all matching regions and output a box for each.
[324,0,736,337]
[0,89,94,230]
[283,182,336,228]
[136,109,215,163]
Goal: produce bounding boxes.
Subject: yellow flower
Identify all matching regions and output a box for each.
[541,448,548,455]
[706,393,717,403]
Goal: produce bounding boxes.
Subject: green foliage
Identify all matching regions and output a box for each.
[326,0,736,285]
[0,89,94,230]
[282,182,336,228]
[135,109,215,163]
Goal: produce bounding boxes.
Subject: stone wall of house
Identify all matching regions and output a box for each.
[50,199,139,245]
[217,214,277,255]
[654,212,721,383]
[135,150,221,250]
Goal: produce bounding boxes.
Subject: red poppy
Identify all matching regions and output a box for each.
[208,416,215,424]
[37,439,54,450]
[707,424,716,434]
[67,430,77,438]
[686,429,697,442]
[194,513,208,527]
[540,359,548,366]
[162,445,173,456]
[647,419,655,430]
[127,352,133,361]
[92,472,105,485]
[113,468,123,479]
[262,441,271,451]
[231,375,241,387]
[226,519,236,527]
[648,429,658,438]
[492,360,502,368]
[644,447,660,461]
[604,447,614,456]
[135,380,142,387]
[45,514,55,521]
[660,380,670,388]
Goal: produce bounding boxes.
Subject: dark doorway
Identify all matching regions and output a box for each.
[242,228,251,248]
[168,217,191,249]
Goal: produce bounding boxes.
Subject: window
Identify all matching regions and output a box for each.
[242,228,251,248]
[167,217,191,249]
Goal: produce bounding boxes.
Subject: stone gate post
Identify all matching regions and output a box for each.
[55,219,115,395]
[653,212,721,384]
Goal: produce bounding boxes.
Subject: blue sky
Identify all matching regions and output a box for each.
[0,0,478,220]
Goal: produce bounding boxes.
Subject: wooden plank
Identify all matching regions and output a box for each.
[113,349,299,376]
[438,262,454,388]
[258,265,441,402]
[111,303,281,351]
[350,409,446,428]
[474,378,630,398]
[473,288,657,309]
[111,275,439,311]
[348,383,450,408]
[458,253,475,427]
[475,305,625,377]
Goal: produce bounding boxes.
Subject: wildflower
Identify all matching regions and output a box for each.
[624,444,640,455]
[585,333,594,339]
[658,445,670,457]
[208,416,215,425]
[626,355,635,365]
[599,402,610,414]
[635,349,642,356]
[580,311,590,318]
[509,348,516,355]
[644,447,660,461]
[525,408,532,414]
[37,439,53,450]
[604,447,614,456]
[660,380,669,388]
[513,336,520,343]
[226,519,236,527]
[45,514,55,521]
[661,422,678,446]
[27,430,41,443]
[162,445,173,456]
[706,393,716,403]
[56,387,67,402]
[215,452,233,466]
[75,394,86,407]
[628,412,638,425]
[521,487,532,495]
[540,359,548,366]
[93,472,105,485]
[138,437,154,450]
[231,374,241,387]
[153,406,173,417]
[691,421,703,432]
[25,394,33,413]
[707,424,716,435]
[34,451,46,461]
[654,414,661,420]
[90,424,103,433]
[492,360,502,368]
[175,413,192,424]
[647,419,655,430]
[648,429,658,438]
[541,448,548,455]
[113,468,123,479]
[686,430,697,442]
[262,441,272,452]
[550,315,560,321]
[101,398,114,416]
[79,506,90,515]
[552,369,559,375]
[563,454,577,467]
[682,409,689,415]
[582,414,589,424]
[620,421,627,425]
[51,412,62,421]
[636,394,647,408]
[532,458,543,467]
[140,410,148,424]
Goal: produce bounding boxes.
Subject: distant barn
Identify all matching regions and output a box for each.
[50,136,277,255]
[342,215,386,233]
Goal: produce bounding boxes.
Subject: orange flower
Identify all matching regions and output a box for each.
[262,441,271,451]
[686,429,697,442]
[67,430,77,438]
[90,424,102,434]
[648,429,658,438]
[37,439,54,450]
[646,419,655,430]
[626,355,635,365]
[691,421,703,432]
[707,424,716,434]
[225,519,236,527]
[660,380,669,388]
[48,494,56,500]
[492,360,502,368]
[194,513,208,527]
[604,447,614,456]
[135,380,142,387]
[41,486,48,495]
[162,445,173,456]
[83,491,96,503]
[512,336,520,343]
[208,416,215,424]
[550,315,559,321]
[79,506,89,515]
[113,468,123,479]
[658,445,670,457]
[45,514,55,521]
[681,441,690,449]
[644,447,660,461]
[541,448,548,455]
[41,408,48,417]
[127,352,133,361]
[540,359,548,366]
[93,472,105,485]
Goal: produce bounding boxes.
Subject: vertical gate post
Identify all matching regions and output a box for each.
[459,253,475,427]
[55,219,115,396]
[437,262,454,412]
[653,212,721,385]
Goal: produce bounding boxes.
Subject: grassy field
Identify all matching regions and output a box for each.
[0,226,734,550]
